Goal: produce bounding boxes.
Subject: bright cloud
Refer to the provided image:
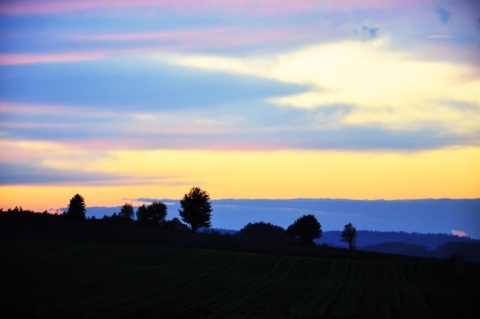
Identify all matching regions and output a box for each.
[452,229,469,237]
[0,52,109,66]
[167,37,480,135]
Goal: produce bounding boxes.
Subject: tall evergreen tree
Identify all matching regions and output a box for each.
[66,194,86,219]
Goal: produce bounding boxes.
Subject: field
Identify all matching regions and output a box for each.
[1,236,480,319]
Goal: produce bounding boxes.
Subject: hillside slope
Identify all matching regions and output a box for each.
[2,238,480,319]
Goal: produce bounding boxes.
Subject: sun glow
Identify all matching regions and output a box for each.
[1,147,479,212]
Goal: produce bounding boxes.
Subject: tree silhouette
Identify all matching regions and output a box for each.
[147,202,167,225]
[119,203,134,221]
[179,187,212,232]
[286,224,296,242]
[289,214,322,245]
[66,194,86,219]
[239,222,288,242]
[341,223,358,251]
[136,204,148,223]
[136,202,167,226]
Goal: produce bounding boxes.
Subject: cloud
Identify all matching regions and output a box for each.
[0,162,130,186]
[169,39,480,137]
[0,52,109,66]
[2,45,479,153]
[353,25,379,41]
[452,229,468,237]
[66,26,321,54]
[0,58,305,111]
[436,6,451,25]
[0,0,320,16]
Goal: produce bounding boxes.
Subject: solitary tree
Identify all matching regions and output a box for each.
[179,187,212,232]
[289,214,322,245]
[66,194,86,219]
[341,223,358,251]
[118,203,134,221]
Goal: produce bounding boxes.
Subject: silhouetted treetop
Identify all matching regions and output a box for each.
[136,202,167,226]
[239,222,288,242]
[341,223,358,251]
[66,194,86,220]
[118,203,134,221]
[289,214,322,245]
[179,187,212,232]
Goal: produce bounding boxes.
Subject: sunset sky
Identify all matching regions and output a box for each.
[1,0,479,212]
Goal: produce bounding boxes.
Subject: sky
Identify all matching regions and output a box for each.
[0,0,480,213]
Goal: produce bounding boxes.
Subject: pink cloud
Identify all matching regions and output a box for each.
[323,0,435,10]
[0,52,109,66]
[69,25,321,52]
[0,0,319,16]
[0,102,78,114]
[452,229,469,237]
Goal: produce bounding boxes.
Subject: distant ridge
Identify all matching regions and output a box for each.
[85,198,480,239]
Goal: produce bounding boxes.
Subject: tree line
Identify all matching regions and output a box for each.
[65,187,212,233]
[3,186,359,250]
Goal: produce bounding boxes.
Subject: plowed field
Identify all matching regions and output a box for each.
[1,239,479,318]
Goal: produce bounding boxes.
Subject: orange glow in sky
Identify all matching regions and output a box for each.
[1,147,479,212]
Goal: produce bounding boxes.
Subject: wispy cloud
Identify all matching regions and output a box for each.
[68,26,320,53]
[0,52,109,66]
[167,38,480,136]
[0,0,320,16]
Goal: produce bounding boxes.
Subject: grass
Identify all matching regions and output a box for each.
[1,238,479,319]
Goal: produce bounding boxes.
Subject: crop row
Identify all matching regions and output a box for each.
[1,239,478,318]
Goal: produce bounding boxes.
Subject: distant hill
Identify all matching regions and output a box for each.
[318,230,479,250]
[358,241,480,263]
[361,242,427,258]
[84,198,480,239]
[318,230,480,262]
[432,242,480,263]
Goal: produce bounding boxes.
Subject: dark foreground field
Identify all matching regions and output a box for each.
[1,216,480,318]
